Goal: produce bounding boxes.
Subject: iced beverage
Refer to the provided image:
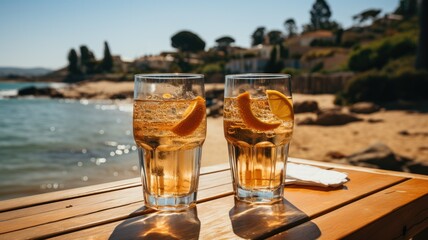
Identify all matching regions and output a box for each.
[223,74,293,203]
[133,74,206,210]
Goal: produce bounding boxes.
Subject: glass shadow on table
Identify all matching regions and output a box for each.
[109,206,200,240]
[229,197,321,239]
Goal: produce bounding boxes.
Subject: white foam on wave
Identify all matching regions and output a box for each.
[0,82,68,99]
[0,89,18,98]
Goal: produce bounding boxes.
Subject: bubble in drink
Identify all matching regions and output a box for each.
[223,95,293,196]
[133,99,206,199]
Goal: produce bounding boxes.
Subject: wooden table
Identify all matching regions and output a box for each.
[1,157,428,239]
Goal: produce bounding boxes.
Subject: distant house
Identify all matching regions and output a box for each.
[134,54,174,71]
[225,45,273,73]
[112,55,132,73]
[285,30,335,59]
[298,30,334,47]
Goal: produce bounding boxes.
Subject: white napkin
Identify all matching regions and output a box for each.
[285,163,349,188]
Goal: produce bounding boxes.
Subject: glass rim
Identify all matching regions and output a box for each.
[226,73,291,80]
[135,73,204,80]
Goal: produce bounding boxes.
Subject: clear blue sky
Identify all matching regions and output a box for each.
[0,0,397,69]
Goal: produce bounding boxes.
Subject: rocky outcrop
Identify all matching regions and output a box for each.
[294,100,319,113]
[110,91,133,100]
[346,143,411,171]
[323,143,428,175]
[18,86,64,98]
[316,111,362,126]
[297,116,316,125]
[407,163,428,175]
[299,111,362,126]
[367,118,384,123]
[207,100,223,117]
[349,102,380,114]
[325,151,347,159]
[206,88,224,118]
[398,130,428,137]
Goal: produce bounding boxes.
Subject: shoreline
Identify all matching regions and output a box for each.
[1,80,427,200]
[2,80,428,168]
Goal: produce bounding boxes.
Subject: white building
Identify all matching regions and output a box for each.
[225,45,273,73]
[134,54,175,71]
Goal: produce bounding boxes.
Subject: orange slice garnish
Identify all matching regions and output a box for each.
[266,90,294,121]
[171,96,206,136]
[236,91,280,131]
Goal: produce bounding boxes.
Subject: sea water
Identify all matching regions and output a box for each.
[0,82,139,200]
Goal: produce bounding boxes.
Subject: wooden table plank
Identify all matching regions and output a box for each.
[47,195,308,240]
[0,187,142,233]
[284,168,407,218]
[0,164,230,213]
[44,168,406,240]
[269,178,428,240]
[4,157,419,214]
[46,196,239,240]
[3,160,426,240]
[199,196,309,240]
[1,169,231,222]
[0,178,140,213]
[0,170,233,239]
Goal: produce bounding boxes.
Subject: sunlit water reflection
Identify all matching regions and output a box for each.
[0,98,139,200]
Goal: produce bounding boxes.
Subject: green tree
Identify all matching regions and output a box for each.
[215,36,235,55]
[101,41,113,72]
[215,36,235,47]
[171,31,206,52]
[348,35,417,72]
[395,0,418,18]
[279,43,289,59]
[67,48,80,74]
[173,53,192,72]
[284,18,298,37]
[335,28,344,45]
[303,0,341,32]
[310,0,332,30]
[79,45,97,74]
[353,9,382,25]
[251,27,266,46]
[267,30,284,45]
[201,63,222,75]
[265,46,284,73]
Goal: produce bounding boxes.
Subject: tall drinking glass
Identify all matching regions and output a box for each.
[223,74,294,203]
[133,74,206,210]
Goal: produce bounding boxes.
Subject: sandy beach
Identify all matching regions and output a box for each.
[204,97,428,168]
[290,95,428,166]
[62,80,428,170]
[60,80,135,99]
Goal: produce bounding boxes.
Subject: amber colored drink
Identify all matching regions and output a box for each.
[223,73,293,203]
[133,99,205,209]
[133,73,206,210]
[224,97,293,202]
